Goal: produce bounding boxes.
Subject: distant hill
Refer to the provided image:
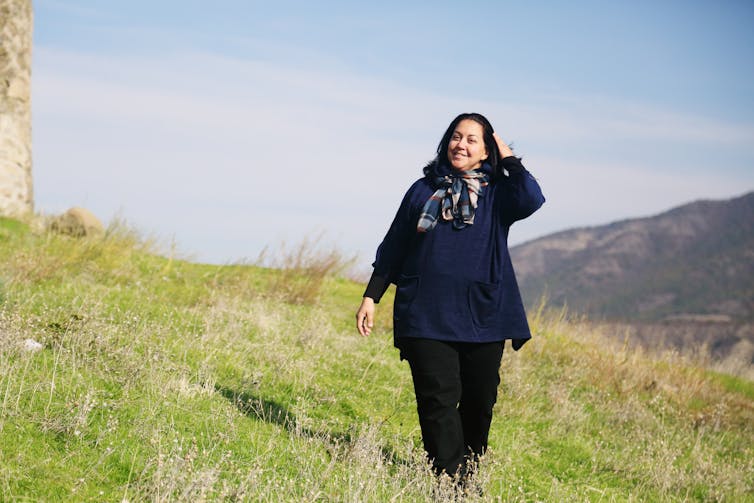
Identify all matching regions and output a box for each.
[511,191,754,323]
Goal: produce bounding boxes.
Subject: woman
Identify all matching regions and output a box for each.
[355,113,544,480]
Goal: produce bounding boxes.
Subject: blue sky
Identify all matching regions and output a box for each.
[32,0,754,267]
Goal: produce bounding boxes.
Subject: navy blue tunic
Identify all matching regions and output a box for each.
[367,157,545,350]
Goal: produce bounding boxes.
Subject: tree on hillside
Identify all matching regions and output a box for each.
[0,0,33,217]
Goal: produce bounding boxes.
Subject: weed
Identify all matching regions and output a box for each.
[255,233,355,305]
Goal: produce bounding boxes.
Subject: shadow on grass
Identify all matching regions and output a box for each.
[215,385,410,468]
[216,385,299,431]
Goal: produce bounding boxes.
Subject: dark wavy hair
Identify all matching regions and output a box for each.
[424,112,505,178]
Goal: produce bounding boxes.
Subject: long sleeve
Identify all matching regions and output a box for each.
[363,180,425,303]
[496,156,545,225]
[363,272,390,302]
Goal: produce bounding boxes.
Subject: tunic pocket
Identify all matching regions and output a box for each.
[468,281,500,328]
[393,275,419,321]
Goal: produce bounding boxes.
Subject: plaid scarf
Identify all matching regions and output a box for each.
[417,166,489,232]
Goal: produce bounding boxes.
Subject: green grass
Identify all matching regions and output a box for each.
[708,370,754,401]
[0,216,752,501]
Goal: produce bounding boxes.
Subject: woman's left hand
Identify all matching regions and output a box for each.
[493,132,514,159]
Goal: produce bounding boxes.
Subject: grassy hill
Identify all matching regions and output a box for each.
[1,217,752,501]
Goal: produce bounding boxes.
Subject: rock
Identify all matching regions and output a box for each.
[48,207,104,237]
[23,338,44,352]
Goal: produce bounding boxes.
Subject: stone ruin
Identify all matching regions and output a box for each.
[0,0,33,218]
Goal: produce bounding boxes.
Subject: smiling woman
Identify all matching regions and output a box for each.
[447,120,488,171]
[355,112,545,487]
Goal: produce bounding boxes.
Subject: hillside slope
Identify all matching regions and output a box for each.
[511,191,754,322]
[1,217,752,501]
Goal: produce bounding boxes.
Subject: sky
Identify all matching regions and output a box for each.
[31,0,754,268]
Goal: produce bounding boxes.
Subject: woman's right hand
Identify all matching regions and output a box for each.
[356,297,375,337]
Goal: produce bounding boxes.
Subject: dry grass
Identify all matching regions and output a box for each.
[497,306,754,500]
[592,320,754,381]
[254,233,356,305]
[0,218,752,501]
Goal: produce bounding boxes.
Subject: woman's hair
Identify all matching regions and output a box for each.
[424,112,506,177]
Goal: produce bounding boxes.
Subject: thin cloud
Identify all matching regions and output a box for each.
[32,46,754,263]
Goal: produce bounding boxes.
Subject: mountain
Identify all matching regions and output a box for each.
[510,191,754,323]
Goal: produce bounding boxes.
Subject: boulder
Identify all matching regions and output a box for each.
[48,207,104,237]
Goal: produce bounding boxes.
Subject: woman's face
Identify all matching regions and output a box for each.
[447,119,488,171]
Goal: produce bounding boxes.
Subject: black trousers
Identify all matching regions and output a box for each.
[399,337,504,477]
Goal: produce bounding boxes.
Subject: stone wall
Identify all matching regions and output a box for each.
[0,0,33,217]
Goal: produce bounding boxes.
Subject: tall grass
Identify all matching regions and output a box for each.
[254,233,355,305]
[0,216,752,501]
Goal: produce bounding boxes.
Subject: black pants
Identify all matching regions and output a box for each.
[399,337,504,477]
